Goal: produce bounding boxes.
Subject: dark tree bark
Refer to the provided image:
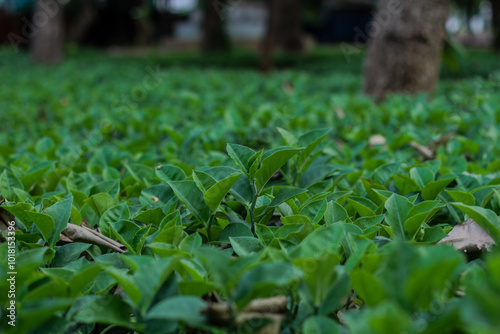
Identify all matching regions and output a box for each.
[134,0,153,46]
[271,0,303,51]
[159,11,176,39]
[363,0,451,100]
[493,0,500,51]
[464,1,474,34]
[31,0,64,64]
[260,0,303,72]
[201,0,230,52]
[70,0,97,43]
[260,0,277,72]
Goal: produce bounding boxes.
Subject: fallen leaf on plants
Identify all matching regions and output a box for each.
[438,219,496,252]
[62,223,126,253]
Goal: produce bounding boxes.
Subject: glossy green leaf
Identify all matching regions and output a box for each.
[99,203,130,237]
[255,147,301,194]
[146,296,206,325]
[268,187,308,208]
[410,167,434,189]
[451,203,500,240]
[229,236,264,256]
[404,201,445,238]
[384,194,413,240]
[348,196,377,217]
[71,295,134,329]
[45,197,73,247]
[0,169,23,201]
[303,316,341,334]
[351,269,386,306]
[168,180,210,223]
[373,162,400,185]
[226,143,256,173]
[204,173,242,212]
[155,164,186,182]
[422,178,455,200]
[446,190,475,206]
[297,128,330,173]
[219,223,253,242]
[25,211,54,242]
[84,193,115,218]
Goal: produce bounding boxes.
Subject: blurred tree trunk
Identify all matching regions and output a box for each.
[201,1,230,52]
[363,0,450,100]
[31,0,64,64]
[260,0,303,72]
[493,0,500,51]
[70,0,96,43]
[134,1,153,46]
[272,0,303,51]
[464,1,474,34]
[159,11,175,39]
[260,0,277,72]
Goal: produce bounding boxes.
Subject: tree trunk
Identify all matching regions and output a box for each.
[201,1,230,52]
[260,0,303,72]
[31,0,64,64]
[272,0,303,51]
[134,1,152,46]
[464,2,474,34]
[260,0,277,72]
[363,0,450,100]
[493,0,500,51]
[70,0,97,43]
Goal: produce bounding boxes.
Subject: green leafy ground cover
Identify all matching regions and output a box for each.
[1,48,500,333]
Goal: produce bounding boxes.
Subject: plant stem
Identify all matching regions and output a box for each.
[249,183,258,234]
[100,325,116,334]
[228,296,237,333]
[207,213,215,241]
[292,161,299,187]
[439,194,462,223]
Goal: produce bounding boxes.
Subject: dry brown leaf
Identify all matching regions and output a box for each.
[243,296,287,314]
[62,224,126,253]
[369,134,386,147]
[204,295,287,331]
[337,310,346,325]
[335,139,345,152]
[438,219,496,252]
[60,233,73,243]
[335,107,345,120]
[411,134,454,161]
[0,204,16,233]
[0,204,125,253]
[204,302,233,326]
[282,81,294,95]
[410,141,435,160]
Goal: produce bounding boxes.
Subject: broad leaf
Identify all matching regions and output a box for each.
[255,147,301,194]
[204,173,242,212]
[451,203,500,240]
[168,180,210,223]
[384,194,413,240]
[45,197,73,247]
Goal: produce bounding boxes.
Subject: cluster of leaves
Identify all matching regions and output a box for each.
[0,48,500,333]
